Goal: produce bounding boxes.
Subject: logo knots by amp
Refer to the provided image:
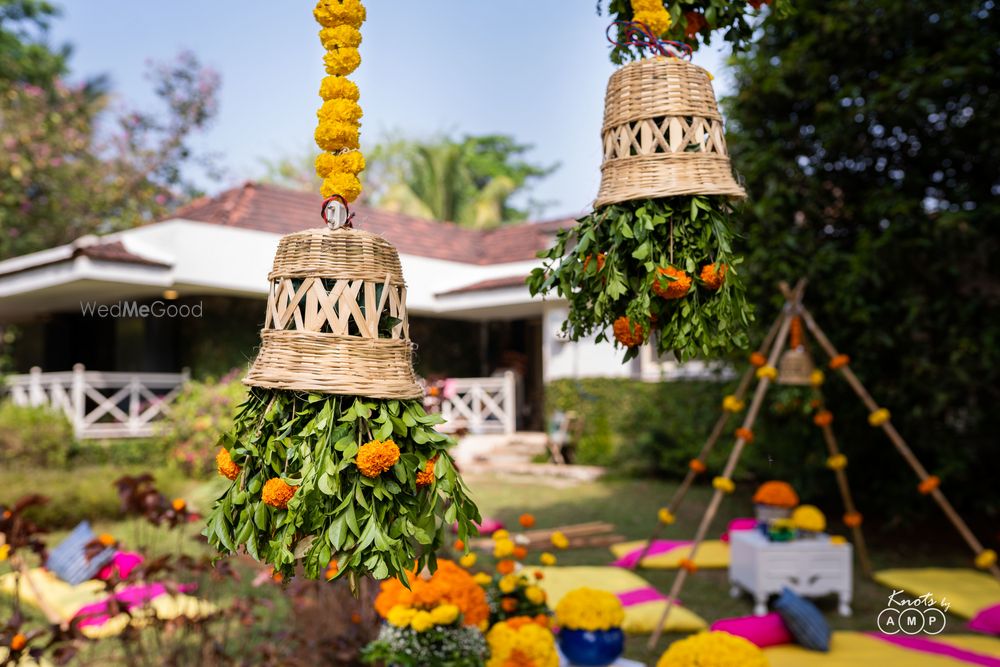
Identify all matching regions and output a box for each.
[876,589,949,635]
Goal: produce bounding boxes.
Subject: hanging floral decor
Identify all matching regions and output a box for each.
[204,0,480,586]
[529,21,752,361]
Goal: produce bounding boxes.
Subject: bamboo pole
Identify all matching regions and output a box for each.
[817,420,873,576]
[647,306,796,648]
[799,306,1000,580]
[630,314,785,570]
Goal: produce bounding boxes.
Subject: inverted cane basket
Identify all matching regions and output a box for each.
[244,226,422,399]
[595,57,746,206]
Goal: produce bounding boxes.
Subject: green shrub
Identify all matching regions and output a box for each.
[158,373,247,476]
[68,438,170,467]
[0,401,74,468]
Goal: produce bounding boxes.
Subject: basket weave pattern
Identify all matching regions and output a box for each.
[245,227,422,399]
[595,57,745,206]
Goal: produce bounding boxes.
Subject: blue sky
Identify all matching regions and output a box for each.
[52,1,729,219]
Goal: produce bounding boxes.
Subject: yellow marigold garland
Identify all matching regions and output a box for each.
[631,0,672,36]
[756,365,778,380]
[868,408,891,426]
[976,549,997,570]
[826,454,848,470]
[658,508,676,525]
[712,476,735,494]
[313,0,366,202]
[722,395,745,413]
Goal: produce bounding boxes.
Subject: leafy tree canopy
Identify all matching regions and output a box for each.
[726,0,999,519]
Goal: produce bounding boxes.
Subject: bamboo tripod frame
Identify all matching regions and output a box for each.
[646,279,1000,648]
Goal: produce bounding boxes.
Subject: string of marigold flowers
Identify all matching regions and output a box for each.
[313,0,367,202]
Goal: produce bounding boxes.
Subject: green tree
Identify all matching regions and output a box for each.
[0,1,221,259]
[725,0,999,520]
[367,133,556,228]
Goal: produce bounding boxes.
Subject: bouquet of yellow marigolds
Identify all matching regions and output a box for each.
[486,617,560,667]
[555,588,625,632]
[364,560,490,666]
[656,631,768,667]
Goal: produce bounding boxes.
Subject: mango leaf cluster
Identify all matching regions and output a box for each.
[528,196,752,362]
[205,388,480,586]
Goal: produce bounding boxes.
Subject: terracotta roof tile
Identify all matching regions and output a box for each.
[173,182,576,265]
[436,274,528,296]
[74,241,171,268]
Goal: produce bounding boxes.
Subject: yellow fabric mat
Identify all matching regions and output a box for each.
[609,539,730,569]
[765,631,1000,666]
[526,566,707,634]
[874,568,1000,619]
[0,568,216,639]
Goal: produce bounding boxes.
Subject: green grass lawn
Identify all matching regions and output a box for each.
[0,466,979,665]
[463,473,976,664]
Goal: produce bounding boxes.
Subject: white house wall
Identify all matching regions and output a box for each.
[541,303,640,383]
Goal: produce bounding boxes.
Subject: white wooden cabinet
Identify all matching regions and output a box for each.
[728,530,852,617]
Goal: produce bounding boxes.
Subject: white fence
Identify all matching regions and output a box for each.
[438,371,517,435]
[4,365,189,439]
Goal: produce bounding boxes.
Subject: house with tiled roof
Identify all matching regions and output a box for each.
[0,182,715,437]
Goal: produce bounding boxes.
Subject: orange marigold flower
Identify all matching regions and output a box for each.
[513,546,528,561]
[501,597,519,612]
[829,354,850,370]
[843,512,863,528]
[497,559,516,575]
[271,568,283,583]
[374,560,489,627]
[534,613,550,627]
[684,10,707,37]
[652,266,692,300]
[918,475,941,495]
[350,612,362,624]
[813,410,834,427]
[326,560,340,579]
[356,439,401,478]
[97,533,116,547]
[753,481,799,508]
[612,316,646,348]
[171,498,186,512]
[262,478,297,509]
[700,263,728,290]
[518,513,536,529]
[735,427,754,443]
[689,459,707,474]
[533,571,544,580]
[416,456,437,487]
[216,447,241,480]
[454,539,465,551]
[679,558,698,574]
[749,352,767,367]
[10,633,26,652]
[583,252,606,273]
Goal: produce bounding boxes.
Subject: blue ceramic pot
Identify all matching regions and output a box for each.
[558,628,624,666]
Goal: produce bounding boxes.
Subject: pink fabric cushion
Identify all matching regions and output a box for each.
[721,518,758,543]
[711,612,794,647]
[969,603,1000,635]
[96,552,144,581]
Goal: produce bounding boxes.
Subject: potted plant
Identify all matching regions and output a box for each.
[554,588,625,666]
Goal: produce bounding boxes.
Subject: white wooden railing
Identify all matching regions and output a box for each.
[3,365,189,439]
[439,371,516,435]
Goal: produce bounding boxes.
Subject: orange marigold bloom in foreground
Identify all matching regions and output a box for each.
[700,262,728,290]
[262,478,297,509]
[356,439,401,478]
[216,447,241,480]
[518,513,536,529]
[918,475,941,495]
[416,456,437,486]
[374,560,489,627]
[813,410,834,427]
[652,266,692,300]
[612,316,646,348]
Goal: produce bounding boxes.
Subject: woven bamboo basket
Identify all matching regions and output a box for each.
[244,226,423,399]
[595,57,746,207]
[777,347,815,386]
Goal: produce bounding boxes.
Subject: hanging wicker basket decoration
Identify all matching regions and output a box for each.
[596,57,745,206]
[528,22,753,363]
[244,226,421,399]
[204,0,480,587]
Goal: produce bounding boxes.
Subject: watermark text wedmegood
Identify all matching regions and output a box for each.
[876,589,949,635]
[80,301,203,318]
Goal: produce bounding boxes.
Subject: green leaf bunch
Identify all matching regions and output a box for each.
[204,388,481,585]
[528,196,753,362]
